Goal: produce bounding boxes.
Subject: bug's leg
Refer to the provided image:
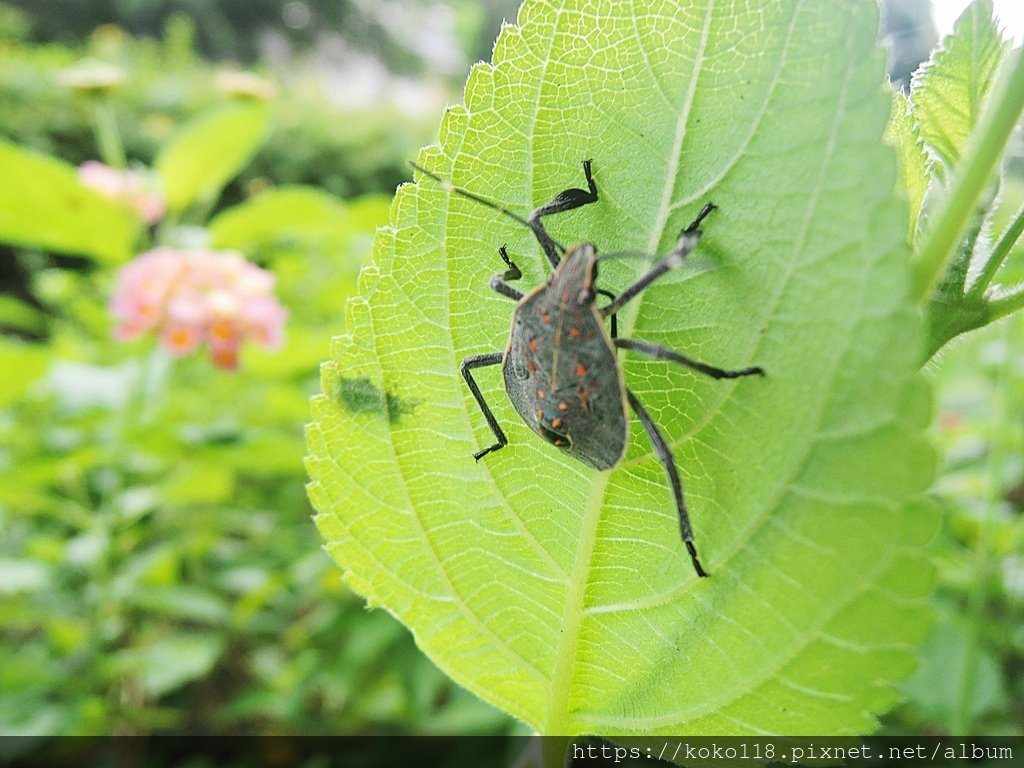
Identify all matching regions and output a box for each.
[600,203,717,319]
[490,245,524,301]
[409,160,597,271]
[625,387,708,578]
[461,352,508,460]
[527,159,599,269]
[595,288,618,339]
[615,338,765,379]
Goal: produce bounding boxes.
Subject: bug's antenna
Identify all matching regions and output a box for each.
[409,161,534,232]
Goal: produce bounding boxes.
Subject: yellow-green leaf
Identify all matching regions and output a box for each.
[886,92,932,246]
[209,185,348,249]
[910,0,1007,170]
[307,0,938,736]
[0,140,137,263]
[155,103,270,212]
[0,339,48,408]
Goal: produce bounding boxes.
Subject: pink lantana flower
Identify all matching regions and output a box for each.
[79,161,166,225]
[110,247,288,370]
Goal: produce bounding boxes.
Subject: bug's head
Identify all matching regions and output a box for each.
[558,242,600,304]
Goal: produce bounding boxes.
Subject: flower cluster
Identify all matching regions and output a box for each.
[78,161,166,225]
[110,247,288,370]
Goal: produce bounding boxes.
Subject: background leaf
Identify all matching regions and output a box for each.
[154,103,270,212]
[902,605,1010,731]
[0,339,48,408]
[885,92,931,246]
[0,139,137,263]
[209,185,349,249]
[120,633,225,698]
[907,2,1012,358]
[910,0,1007,171]
[306,0,938,736]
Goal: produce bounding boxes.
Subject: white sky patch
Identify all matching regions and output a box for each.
[931,0,1024,43]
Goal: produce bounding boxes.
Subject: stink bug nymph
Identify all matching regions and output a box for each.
[410,160,764,577]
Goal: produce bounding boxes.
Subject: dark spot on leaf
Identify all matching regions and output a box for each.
[384,392,419,422]
[335,376,382,412]
[335,377,418,423]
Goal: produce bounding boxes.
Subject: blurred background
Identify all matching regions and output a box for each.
[0,0,1022,740]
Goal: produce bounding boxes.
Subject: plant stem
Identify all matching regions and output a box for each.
[911,47,1024,302]
[93,98,127,169]
[969,199,1024,297]
[985,282,1024,322]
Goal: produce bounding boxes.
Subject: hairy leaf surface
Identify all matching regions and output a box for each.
[886,93,931,246]
[911,0,1007,170]
[307,0,937,735]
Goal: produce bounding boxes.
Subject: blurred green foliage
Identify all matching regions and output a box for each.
[0,177,517,734]
[4,0,520,74]
[0,13,513,736]
[0,11,431,202]
[0,0,1021,740]
[889,314,1024,735]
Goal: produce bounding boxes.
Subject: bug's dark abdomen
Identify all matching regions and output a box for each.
[503,285,627,471]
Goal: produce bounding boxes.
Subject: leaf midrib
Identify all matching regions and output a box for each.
[543,0,899,733]
[541,0,717,735]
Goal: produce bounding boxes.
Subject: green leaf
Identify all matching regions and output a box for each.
[0,295,47,336]
[885,93,931,247]
[161,461,235,505]
[907,5,1024,354]
[122,633,225,698]
[125,586,231,625]
[0,339,48,408]
[910,0,1007,171]
[0,140,137,263]
[902,606,1009,731]
[154,103,270,212]
[209,185,349,250]
[307,0,937,736]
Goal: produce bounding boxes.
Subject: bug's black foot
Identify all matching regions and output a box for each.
[497,244,522,281]
[729,365,767,379]
[473,444,502,461]
[681,202,717,235]
[686,541,709,578]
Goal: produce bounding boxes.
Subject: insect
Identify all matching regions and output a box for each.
[410,160,764,577]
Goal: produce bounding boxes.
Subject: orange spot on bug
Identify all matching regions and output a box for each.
[569,326,581,338]
[527,359,537,373]
[578,387,590,411]
[542,314,551,324]
[551,418,563,429]
[536,408,543,420]
[554,438,566,447]
[558,401,569,411]
[538,389,546,399]
[575,363,587,377]
[528,338,539,352]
